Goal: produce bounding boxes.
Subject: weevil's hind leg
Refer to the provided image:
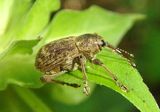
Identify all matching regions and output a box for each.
[40,71,80,88]
[51,79,80,88]
[75,55,90,95]
[91,58,128,92]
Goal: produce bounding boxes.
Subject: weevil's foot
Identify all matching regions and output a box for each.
[112,76,128,92]
[116,81,128,92]
[83,86,90,96]
[83,82,90,95]
[40,75,52,83]
[131,62,136,68]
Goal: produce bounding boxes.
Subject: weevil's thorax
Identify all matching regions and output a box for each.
[76,34,105,56]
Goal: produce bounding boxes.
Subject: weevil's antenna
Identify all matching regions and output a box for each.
[105,42,136,67]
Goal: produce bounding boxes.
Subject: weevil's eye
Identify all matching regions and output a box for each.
[100,40,106,47]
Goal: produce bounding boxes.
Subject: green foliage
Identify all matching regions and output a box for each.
[0,0,159,112]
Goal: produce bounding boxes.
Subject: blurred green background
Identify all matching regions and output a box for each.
[0,0,160,112]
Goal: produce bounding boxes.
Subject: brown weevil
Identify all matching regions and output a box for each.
[35,33,135,95]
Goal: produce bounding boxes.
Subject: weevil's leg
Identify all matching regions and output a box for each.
[41,71,80,88]
[40,68,63,83]
[51,80,80,88]
[105,42,136,67]
[76,55,90,95]
[40,72,56,83]
[71,57,79,71]
[91,58,128,92]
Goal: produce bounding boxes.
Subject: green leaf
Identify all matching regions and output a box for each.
[0,38,41,60]
[0,0,60,53]
[0,0,34,52]
[96,50,160,112]
[0,3,159,112]
[51,48,160,112]
[13,0,60,39]
[43,5,144,46]
[0,0,14,36]
[0,0,60,89]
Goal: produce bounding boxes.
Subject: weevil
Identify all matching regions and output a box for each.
[35,33,135,95]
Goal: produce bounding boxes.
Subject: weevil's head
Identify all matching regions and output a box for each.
[76,33,106,56]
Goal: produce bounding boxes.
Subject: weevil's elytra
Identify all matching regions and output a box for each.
[35,33,135,95]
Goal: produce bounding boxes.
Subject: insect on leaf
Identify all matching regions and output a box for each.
[0,2,159,112]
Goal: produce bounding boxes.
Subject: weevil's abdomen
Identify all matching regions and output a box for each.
[35,37,79,74]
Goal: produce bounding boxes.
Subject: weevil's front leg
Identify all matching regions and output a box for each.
[91,58,128,92]
[77,55,90,95]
